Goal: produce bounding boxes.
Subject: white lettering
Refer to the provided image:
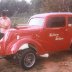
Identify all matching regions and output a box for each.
[49,33,64,41]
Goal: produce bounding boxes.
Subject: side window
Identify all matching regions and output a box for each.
[68,17,72,24]
[47,17,65,27]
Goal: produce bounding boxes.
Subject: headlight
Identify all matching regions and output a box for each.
[17,35,20,40]
[4,31,10,41]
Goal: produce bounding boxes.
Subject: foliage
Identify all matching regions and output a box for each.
[0,0,72,17]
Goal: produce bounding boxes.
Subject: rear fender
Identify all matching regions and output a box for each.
[6,38,46,55]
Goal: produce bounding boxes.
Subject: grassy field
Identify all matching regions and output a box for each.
[11,17,29,26]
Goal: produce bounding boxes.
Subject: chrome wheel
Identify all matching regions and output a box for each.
[19,49,36,70]
[24,53,36,68]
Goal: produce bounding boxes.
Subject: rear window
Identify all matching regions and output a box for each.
[46,17,65,27]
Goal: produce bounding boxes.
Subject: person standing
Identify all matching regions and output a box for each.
[0,10,11,33]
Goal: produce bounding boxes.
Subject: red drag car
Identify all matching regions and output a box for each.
[0,12,72,69]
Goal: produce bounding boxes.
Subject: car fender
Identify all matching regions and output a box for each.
[6,38,46,55]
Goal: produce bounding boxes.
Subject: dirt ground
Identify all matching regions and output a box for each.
[0,51,72,72]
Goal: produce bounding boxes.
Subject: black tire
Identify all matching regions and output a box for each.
[18,48,36,70]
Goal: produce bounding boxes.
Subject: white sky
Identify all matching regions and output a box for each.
[25,0,31,3]
[0,0,32,4]
[18,0,31,4]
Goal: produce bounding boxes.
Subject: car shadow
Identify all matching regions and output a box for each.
[0,51,71,71]
[37,51,72,63]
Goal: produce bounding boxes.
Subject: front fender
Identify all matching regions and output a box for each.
[5,38,46,55]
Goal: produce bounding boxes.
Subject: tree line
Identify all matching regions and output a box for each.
[0,0,72,17]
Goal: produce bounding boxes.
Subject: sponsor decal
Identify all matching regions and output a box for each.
[49,33,64,40]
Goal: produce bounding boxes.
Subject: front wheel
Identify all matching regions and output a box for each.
[19,49,36,70]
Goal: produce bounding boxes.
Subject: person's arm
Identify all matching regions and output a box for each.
[0,24,7,28]
[1,18,11,29]
[0,24,2,28]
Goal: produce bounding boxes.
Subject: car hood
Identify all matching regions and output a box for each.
[17,25,43,30]
[5,26,43,35]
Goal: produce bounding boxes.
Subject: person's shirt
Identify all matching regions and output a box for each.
[0,16,11,33]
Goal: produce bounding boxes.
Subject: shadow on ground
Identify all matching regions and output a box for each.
[0,51,72,72]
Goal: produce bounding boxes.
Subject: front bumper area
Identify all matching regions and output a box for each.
[0,41,5,56]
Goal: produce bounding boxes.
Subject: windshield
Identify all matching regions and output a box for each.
[29,18,45,26]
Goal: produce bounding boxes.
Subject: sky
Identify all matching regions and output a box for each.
[25,0,31,3]
[0,0,32,4]
[18,0,31,4]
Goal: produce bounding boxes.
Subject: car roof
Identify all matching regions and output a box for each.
[31,12,72,18]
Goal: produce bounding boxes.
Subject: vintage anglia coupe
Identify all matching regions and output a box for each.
[0,12,72,69]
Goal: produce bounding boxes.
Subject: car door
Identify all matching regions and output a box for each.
[67,16,72,43]
[44,15,70,52]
